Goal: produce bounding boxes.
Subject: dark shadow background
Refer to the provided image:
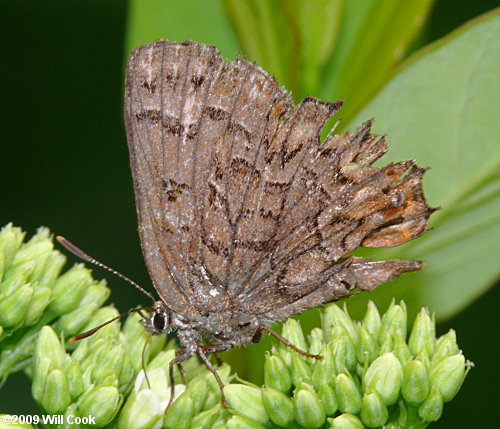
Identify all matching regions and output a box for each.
[0,0,498,427]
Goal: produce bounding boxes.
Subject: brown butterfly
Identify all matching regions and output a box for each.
[61,40,433,407]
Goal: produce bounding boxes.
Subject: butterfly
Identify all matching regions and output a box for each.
[61,39,433,408]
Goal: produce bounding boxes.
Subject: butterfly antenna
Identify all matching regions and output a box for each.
[57,236,155,301]
[69,306,152,342]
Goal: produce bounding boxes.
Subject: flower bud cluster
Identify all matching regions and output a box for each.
[225,301,471,428]
[0,224,110,386]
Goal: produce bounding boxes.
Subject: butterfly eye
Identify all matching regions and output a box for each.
[153,312,167,332]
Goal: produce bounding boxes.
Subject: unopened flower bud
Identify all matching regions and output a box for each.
[0,284,34,327]
[363,352,403,405]
[279,319,308,366]
[40,369,71,414]
[409,307,435,358]
[360,391,389,427]
[293,383,326,428]
[308,328,325,356]
[335,373,362,414]
[418,385,443,422]
[317,381,338,416]
[225,384,269,425]
[323,304,359,345]
[37,251,66,289]
[291,353,312,385]
[356,326,379,365]
[430,354,468,402]
[163,394,194,429]
[49,264,92,315]
[261,385,294,427]
[379,300,407,344]
[80,386,122,427]
[392,330,412,365]
[264,352,292,394]
[23,286,51,326]
[402,358,430,405]
[431,329,459,363]
[328,413,364,429]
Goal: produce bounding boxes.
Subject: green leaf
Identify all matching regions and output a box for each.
[323,0,435,125]
[344,10,500,321]
[224,0,294,90]
[126,0,241,58]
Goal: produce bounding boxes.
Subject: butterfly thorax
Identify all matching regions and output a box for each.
[141,300,264,351]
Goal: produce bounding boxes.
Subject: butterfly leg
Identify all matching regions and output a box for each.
[177,362,187,385]
[259,325,323,360]
[166,349,192,411]
[197,347,228,408]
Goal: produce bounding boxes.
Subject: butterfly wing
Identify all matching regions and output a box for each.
[125,40,432,321]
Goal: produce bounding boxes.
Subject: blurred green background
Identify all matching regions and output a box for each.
[0,0,498,427]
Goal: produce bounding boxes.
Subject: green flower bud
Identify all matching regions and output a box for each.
[402,358,430,405]
[23,286,51,326]
[0,263,32,297]
[356,326,379,366]
[335,373,362,414]
[317,381,338,416]
[79,279,110,306]
[37,250,66,289]
[308,328,325,357]
[323,304,359,345]
[0,224,25,275]
[163,394,194,429]
[91,341,131,388]
[432,329,459,363]
[363,352,403,406]
[12,236,52,269]
[291,353,312,385]
[311,348,335,390]
[379,300,407,345]
[430,354,468,402]
[226,415,266,429]
[35,326,67,371]
[79,386,122,427]
[408,307,435,358]
[264,352,292,394]
[279,319,308,366]
[392,330,412,365]
[40,369,72,414]
[293,383,326,429]
[362,301,381,339]
[146,349,176,372]
[0,284,33,327]
[379,334,393,354]
[328,326,358,374]
[225,384,269,425]
[418,385,443,422]
[31,357,52,403]
[190,408,220,429]
[184,374,209,413]
[49,264,92,315]
[328,413,364,429]
[66,358,84,401]
[261,385,294,427]
[360,391,389,427]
